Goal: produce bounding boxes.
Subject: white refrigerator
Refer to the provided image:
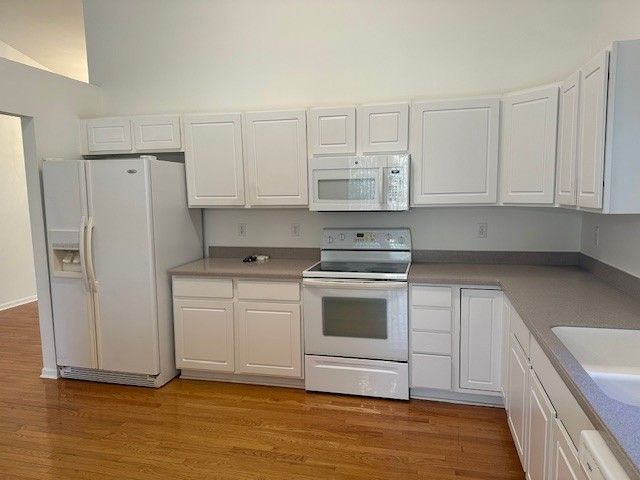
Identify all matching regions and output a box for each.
[42,156,202,387]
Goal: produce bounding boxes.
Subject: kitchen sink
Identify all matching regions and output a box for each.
[552,326,640,408]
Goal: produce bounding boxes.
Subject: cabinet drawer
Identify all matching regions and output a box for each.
[172,277,233,298]
[411,307,452,332]
[412,331,451,355]
[237,281,300,301]
[411,353,452,390]
[411,286,452,308]
[510,308,531,357]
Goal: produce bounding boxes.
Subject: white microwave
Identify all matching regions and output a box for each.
[308,154,410,211]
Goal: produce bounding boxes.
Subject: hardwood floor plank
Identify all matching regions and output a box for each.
[0,302,524,479]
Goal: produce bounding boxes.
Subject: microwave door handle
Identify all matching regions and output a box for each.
[302,279,406,290]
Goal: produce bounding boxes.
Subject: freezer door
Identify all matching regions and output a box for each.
[86,158,160,375]
[42,160,97,369]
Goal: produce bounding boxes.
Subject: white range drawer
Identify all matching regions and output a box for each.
[173,277,233,298]
[411,353,452,390]
[411,331,452,355]
[411,307,452,332]
[305,355,409,400]
[411,286,452,308]
[237,280,300,301]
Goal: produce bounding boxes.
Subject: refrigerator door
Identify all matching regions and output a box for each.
[42,160,97,368]
[86,158,160,375]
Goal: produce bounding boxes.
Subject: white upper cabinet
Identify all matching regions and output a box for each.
[556,73,580,207]
[411,97,500,205]
[358,103,409,153]
[243,110,308,206]
[183,113,245,207]
[501,85,559,204]
[577,50,609,210]
[82,117,133,154]
[308,106,356,155]
[459,289,503,392]
[132,115,182,152]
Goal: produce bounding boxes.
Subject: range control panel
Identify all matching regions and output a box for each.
[321,228,411,251]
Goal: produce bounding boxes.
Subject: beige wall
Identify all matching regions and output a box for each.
[205,207,582,251]
[84,0,640,114]
[0,57,102,375]
[0,114,36,309]
[581,213,640,277]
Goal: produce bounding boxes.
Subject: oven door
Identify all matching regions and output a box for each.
[303,279,408,361]
[309,164,383,211]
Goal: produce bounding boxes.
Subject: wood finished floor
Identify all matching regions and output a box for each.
[0,302,524,479]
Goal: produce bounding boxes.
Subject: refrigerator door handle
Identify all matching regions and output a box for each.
[79,215,90,291]
[86,216,97,290]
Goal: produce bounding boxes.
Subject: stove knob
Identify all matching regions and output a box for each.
[327,235,334,244]
[339,233,345,241]
[398,236,405,244]
[385,233,392,241]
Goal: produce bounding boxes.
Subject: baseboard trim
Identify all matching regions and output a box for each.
[0,295,37,311]
[180,369,305,389]
[40,367,59,379]
[410,387,504,407]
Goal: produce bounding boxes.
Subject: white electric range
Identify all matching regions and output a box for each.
[302,228,411,400]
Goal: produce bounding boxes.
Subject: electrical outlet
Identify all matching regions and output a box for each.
[291,223,301,237]
[477,222,488,239]
[594,225,600,247]
[238,223,247,237]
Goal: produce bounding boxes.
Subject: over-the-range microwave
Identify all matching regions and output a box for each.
[308,154,409,211]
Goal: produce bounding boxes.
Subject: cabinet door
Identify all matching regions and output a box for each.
[173,298,235,372]
[501,86,559,204]
[183,113,245,207]
[309,106,356,155]
[236,302,302,378]
[507,334,530,469]
[243,110,308,206]
[358,103,409,153]
[132,115,182,152]
[551,418,587,480]
[84,117,133,153]
[411,98,500,205]
[459,289,503,392]
[527,370,557,480]
[501,298,512,404]
[577,50,609,210]
[556,73,580,207]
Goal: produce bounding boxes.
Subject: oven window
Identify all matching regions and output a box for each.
[317,178,376,201]
[322,297,388,339]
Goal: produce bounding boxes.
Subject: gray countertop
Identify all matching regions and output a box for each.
[410,263,640,479]
[168,257,316,280]
[169,257,640,477]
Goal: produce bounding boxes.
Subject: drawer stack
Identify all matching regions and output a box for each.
[410,286,453,390]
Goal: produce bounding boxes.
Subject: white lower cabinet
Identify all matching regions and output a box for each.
[411,353,452,390]
[507,333,530,468]
[235,301,302,378]
[527,369,557,480]
[552,418,587,480]
[172,276,303,381]
[459,289,503,392]
[173,298,235,372]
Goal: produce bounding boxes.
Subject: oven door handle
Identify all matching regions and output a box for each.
[302,278,407,290]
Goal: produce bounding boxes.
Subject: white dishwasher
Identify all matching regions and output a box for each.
[579,431,630,480]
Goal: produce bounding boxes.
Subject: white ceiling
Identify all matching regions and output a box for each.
[0,0,88,82]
